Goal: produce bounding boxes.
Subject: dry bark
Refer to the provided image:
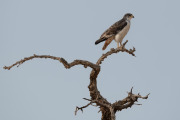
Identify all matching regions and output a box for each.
[4,40,149,120]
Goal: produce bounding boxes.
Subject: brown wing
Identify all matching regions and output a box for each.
[97,18,127,49]
[100,18,127,40]
[102,36,114,50]
[96,18,127,49]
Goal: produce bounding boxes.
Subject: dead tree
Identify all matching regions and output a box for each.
[4,40,149,120]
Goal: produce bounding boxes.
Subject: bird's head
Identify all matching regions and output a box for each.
[123,13,134,20]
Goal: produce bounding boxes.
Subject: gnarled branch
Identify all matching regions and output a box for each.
[96,40,136,65]
[112,87,150,112]
[3,54,100,71]
[3,41,148,120]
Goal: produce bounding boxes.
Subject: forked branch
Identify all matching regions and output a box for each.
[112,87,150,112]
[3,41,148,120]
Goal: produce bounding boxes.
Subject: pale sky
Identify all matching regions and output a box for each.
[1,0,180,120]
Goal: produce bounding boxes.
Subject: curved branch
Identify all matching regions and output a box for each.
[3,40,149,120]
[75,102,92,116]
[3,54,100,71]
[96,40,136,65]
[88,40,136,101]
[112,87,150,112]
[86,41,137,120]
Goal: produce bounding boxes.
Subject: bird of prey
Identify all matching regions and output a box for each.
[95,13,134,50]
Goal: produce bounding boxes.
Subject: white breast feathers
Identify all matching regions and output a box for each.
[114,20,131,45]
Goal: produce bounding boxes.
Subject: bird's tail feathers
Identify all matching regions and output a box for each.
[95,38,107,45]
[102,37,114,50]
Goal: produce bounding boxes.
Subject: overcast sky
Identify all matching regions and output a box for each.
[1,0,180,120]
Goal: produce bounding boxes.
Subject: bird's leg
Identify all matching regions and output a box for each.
[119,42,123,49]
[120,42,122,47]
[117,42,120,48]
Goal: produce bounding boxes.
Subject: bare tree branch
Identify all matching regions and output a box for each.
[75,102,93,115]
[112,87,150,112]
[3,54,100,71]
[96,40,136,65]
[75,97,112,116]
[3,41,148,120]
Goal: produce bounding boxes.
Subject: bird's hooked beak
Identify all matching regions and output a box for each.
[131,15,134,18]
